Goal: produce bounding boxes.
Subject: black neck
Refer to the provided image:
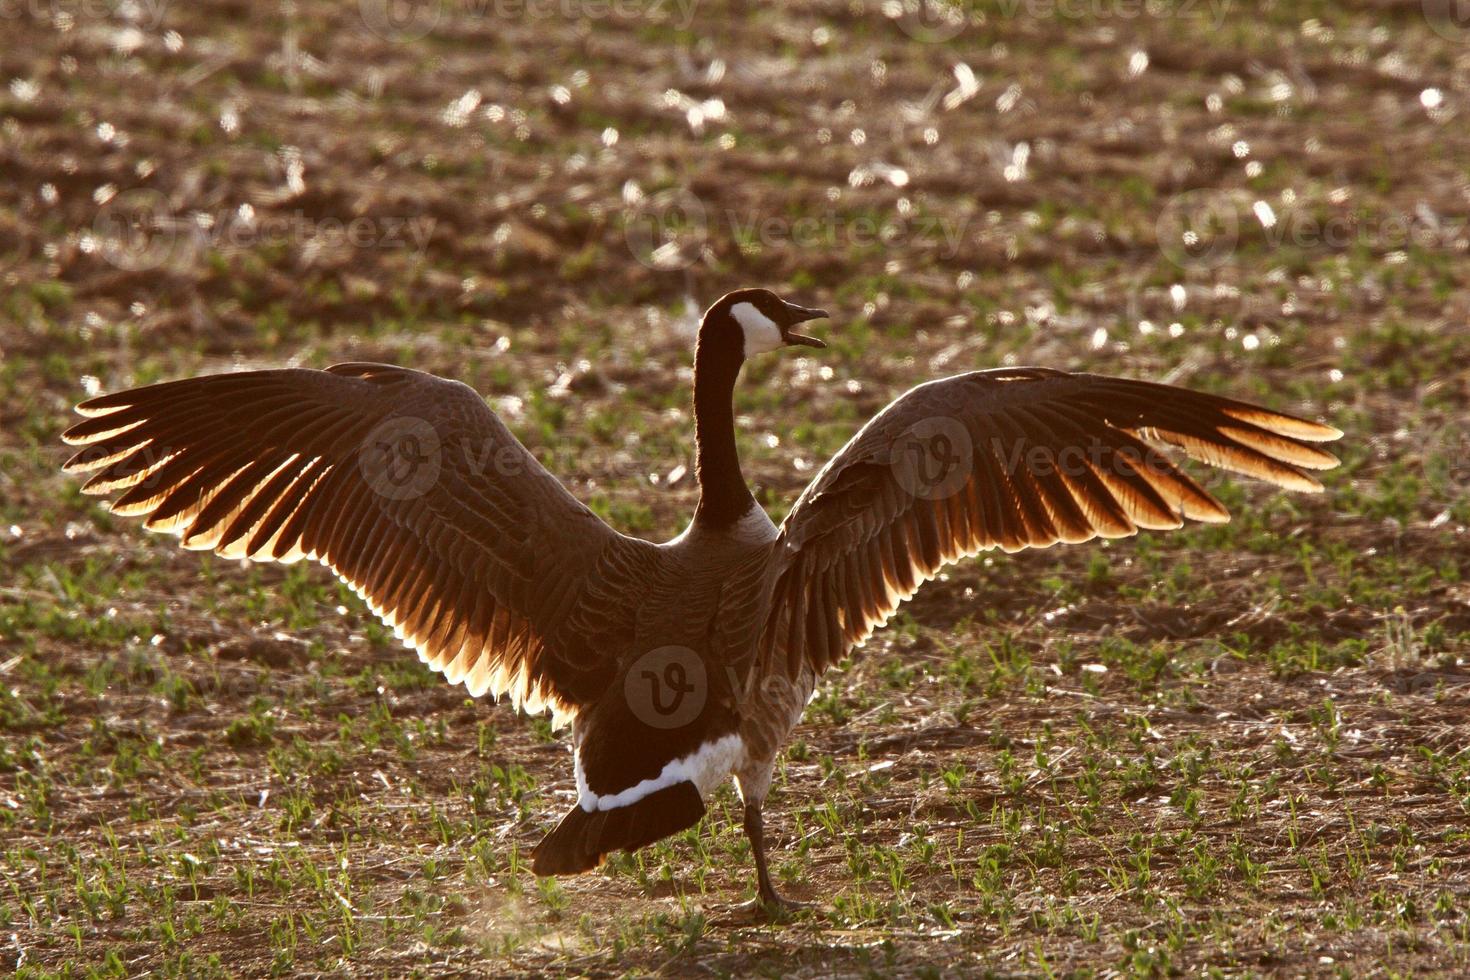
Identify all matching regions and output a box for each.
[691,326,754,530]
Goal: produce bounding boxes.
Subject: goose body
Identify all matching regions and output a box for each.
[62,287,1342,909]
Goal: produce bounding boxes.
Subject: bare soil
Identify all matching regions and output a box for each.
[3,0,1470,976]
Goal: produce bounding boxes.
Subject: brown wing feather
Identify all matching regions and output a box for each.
[63,363,654,722]
[765,368,1342,676]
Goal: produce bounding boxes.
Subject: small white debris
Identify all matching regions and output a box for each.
[943,62,980,110]
[281,147,305,195]
[9,79,40,103]
[442,89,482,128]
[1003,142,1029,182]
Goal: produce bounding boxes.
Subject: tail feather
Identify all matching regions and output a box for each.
[531,780,706,876]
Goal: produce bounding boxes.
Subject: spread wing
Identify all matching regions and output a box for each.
[62,363,656,722]
[762,367,1342,676]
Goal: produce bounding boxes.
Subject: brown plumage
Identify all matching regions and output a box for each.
[61,288,1341,911]
[63,362,653,721]
[761,369,1341,679]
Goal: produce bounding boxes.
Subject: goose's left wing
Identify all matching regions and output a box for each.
[61,363,656,722]
[762,368,1342,676]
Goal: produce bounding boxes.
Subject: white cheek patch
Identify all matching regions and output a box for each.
[574,733,745,812]
[731,302,784,356]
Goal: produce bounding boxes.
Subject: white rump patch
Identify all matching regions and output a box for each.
[575,733,744,812]
[731,302,783,356]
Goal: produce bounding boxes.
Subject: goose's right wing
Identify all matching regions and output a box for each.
[62,363,655,722]
[763,368,1342,677]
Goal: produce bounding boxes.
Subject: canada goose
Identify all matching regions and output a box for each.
[61,287,1341,911]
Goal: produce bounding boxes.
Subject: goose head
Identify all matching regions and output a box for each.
[701,288,828,361]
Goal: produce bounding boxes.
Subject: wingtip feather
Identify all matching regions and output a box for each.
[1220,406,1342,443]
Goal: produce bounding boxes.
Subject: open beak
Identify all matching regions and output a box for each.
[781,303,828,349]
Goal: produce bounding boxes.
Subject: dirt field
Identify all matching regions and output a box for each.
[4,0,1470,975]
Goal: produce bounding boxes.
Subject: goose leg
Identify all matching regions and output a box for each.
[743,800,787,908]
[734,799,807,917]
